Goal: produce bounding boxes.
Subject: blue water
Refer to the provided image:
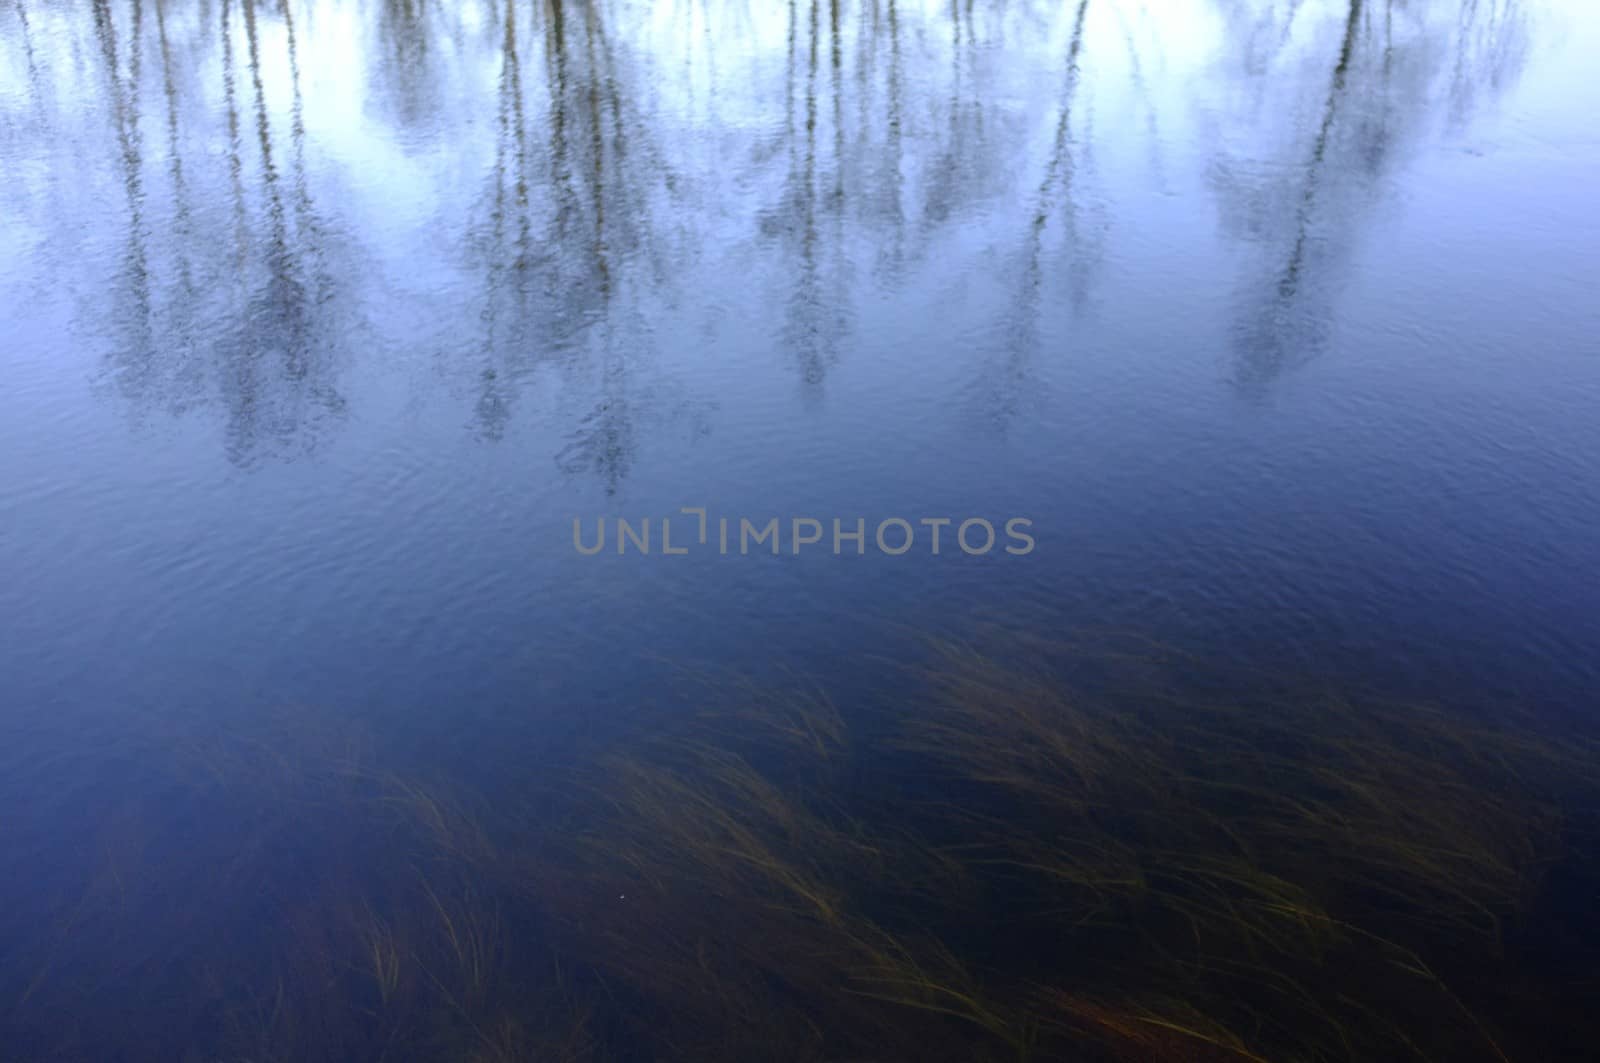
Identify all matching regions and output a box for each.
[3,2,1600,1059]
[2,0,1598,797]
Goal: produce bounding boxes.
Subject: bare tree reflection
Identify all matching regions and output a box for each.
[469,0,533,442]
[778,0,847,391]
[1209,0,1532,395]
[91,0,152,377]
[0,0,1551,472]
[923,0,985,226]
[1447,0,1531,130]
[70,0,349,462]
[9,0,45,118]
[220,0,251,268]
[980,0,1096,432]
[372,0,446,132]
[879,0,907,274]
[279,0,323,264]
[457,0,703,491]
[761,0,1035,394]
[153,0,194,296]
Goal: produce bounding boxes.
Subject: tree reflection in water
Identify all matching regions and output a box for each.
[1208,0,1531,394]
[0,0,1539,472]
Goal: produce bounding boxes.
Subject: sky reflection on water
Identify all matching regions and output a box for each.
[1,0,1597,739]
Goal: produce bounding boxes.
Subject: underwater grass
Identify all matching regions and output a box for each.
[2,639,1596,1061]
[543,637,1598,1061]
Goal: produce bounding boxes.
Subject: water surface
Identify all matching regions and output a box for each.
[1,0,1598,1057]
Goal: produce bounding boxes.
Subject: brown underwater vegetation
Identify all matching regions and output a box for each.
[3,635,1598,1062]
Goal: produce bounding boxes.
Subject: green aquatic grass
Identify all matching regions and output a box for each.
[3,641,1596,1061]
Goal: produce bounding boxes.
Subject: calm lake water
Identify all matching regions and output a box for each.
[2,0,1598,1059]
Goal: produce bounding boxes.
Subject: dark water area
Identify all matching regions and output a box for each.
[2,1,1598,1060]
